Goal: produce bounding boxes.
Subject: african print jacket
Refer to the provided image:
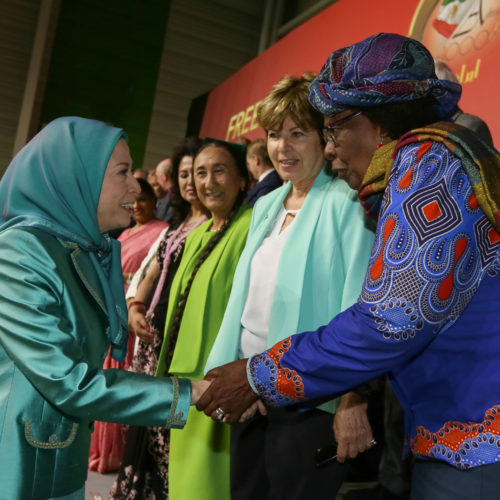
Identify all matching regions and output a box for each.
[249,140,500,470]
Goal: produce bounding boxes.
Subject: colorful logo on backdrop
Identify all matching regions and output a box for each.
[409,0,500,83]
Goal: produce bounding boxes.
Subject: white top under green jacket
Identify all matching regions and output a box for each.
[205,168,375,413]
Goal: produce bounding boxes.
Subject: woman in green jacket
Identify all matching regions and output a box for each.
[155,140,252,500]
[0,117,207,500]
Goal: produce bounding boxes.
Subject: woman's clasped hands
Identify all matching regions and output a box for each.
[194,359,265,423]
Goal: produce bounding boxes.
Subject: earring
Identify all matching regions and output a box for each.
[376,142,383,149]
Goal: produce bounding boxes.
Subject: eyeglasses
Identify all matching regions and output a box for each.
[321,111,362,147]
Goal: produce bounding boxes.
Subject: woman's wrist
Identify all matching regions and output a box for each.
[128,300,146,311]
[191,379,211,405]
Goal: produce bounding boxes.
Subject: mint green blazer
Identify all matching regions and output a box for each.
[206,170,375,413]
[0,227,191,499]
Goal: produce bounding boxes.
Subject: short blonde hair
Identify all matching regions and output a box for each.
[257,72,323,133]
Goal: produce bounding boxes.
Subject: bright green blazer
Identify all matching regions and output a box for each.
[206,170,375,413]
[0,227,191,500]
[155,204,252,500]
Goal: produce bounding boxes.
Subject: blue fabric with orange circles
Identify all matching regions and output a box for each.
[249,139,500,469]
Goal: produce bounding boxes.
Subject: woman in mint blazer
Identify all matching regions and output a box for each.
[0,117,206,499]
[205,75,375,500]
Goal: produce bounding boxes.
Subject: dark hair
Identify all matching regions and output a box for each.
[358,96,441,139]
[197,139,250,189]
[136,177,156,202]
[167,136,204,228]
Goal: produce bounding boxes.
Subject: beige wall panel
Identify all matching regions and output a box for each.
[0,0,40,175]
[143,0,265,170]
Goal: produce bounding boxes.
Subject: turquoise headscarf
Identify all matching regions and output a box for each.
[0,116,130,361]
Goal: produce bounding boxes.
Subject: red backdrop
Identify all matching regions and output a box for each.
[199,0,499,148]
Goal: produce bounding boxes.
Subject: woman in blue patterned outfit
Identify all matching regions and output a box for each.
[197,33,500,499]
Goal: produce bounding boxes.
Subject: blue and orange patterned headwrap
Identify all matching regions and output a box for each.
[309,33,461,119]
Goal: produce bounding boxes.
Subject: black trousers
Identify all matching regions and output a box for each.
[378,380,412,498]
[230,407,350,500]
[411,460,500,500]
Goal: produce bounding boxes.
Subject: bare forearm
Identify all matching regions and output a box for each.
[134,259,161,304]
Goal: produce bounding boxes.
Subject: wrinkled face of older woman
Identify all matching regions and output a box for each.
[97,139,140,233]
[323,111,383,190]
[267,115,324,189]
[193,145,246,220]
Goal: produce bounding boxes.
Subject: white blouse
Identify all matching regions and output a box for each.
[239,205,299,358]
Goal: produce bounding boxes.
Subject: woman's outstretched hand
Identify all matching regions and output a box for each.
[196,359,258,423]
[191,379,212,405]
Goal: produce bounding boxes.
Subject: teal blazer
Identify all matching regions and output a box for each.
[0,227,191,500]
[206,170,375,413]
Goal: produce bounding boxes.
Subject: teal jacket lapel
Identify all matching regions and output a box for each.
[205,170,334,369]
[204,183,290,370]
[67,243,109,317]
[268,169,331,345]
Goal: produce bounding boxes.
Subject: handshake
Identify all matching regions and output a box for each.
[190,359,267,423]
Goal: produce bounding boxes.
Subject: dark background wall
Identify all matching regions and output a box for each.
[40,0,170,167]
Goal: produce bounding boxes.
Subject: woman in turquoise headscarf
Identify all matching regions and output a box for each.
[0,116,207,500]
